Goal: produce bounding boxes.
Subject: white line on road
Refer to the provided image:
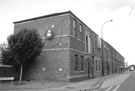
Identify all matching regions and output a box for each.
[106,87,113,91]
[112,85,120,91]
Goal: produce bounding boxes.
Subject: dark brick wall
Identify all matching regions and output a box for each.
[69,50,88,77]
[14,14,71,82]
[69,14,102,80]
[23,50,70,82]
[69,15,91,81]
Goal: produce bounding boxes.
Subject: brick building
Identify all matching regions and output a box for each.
[102,41,124,75]
[13,11,124,82]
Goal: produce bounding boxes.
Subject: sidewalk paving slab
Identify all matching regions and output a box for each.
[2,73,122,91]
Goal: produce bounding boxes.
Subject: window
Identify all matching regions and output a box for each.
[97,37,101,48]
[96,60,98,71]
[73,19,77,37]
[75,54,78,71]
[81,56,84,71]
[86,35,88,53]
[95,37,97,47]
[85,35,91,53]
[79,24,82,32]
[104,44,106,48]
[99,61,100,71]
[92,56,94,65]
[79,24,83,40]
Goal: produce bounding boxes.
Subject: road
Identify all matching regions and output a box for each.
[98,71,135,91]
[117,71,135,91]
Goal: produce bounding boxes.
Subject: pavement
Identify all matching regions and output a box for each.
[101,72,131,88]
[98,71,132,91]
[0,73,121,91]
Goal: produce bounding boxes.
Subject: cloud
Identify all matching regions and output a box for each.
[93,0,135,11]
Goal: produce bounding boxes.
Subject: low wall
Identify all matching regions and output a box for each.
[0,65,19,80]
[0,65,13,77]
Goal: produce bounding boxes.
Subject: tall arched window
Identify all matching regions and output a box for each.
[85,33,91,53]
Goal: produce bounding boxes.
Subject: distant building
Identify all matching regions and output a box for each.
[129,65,135,71]
[13,11,124,82]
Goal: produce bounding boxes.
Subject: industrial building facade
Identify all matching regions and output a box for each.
[14,11,124,82]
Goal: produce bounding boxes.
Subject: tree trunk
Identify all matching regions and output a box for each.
[19,64,23,85]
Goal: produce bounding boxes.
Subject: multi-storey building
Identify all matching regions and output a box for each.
[102,41,124,75]
[13,11,124,82]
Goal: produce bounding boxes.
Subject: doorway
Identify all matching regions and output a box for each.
[87,58,94,79]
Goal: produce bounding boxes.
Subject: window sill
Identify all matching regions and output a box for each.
[80,71,84,72]
[96,70,101,72]
[74,71,79,73]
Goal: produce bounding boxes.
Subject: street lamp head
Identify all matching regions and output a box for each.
[110,20,113,22]
[101,19,113,38]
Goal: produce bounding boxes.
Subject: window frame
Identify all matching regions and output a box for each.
[75,54,78,71]
[99,60,100,71]
[85,34,91,53]
[96,60,98,71]
[81,56,84,71]
[73,19,77,37]
[79,24,82,32]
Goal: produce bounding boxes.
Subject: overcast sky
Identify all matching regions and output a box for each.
[0,0,135,65]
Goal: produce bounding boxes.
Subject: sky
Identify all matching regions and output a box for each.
[0,0,135,65]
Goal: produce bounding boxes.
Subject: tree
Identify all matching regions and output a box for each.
[0,42,8,50]
[2,29,44,84]
[0,42,8,63]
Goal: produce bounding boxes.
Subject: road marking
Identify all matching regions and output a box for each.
[112,85,120,91]
[105,85,120,91]
[106,87,113,91]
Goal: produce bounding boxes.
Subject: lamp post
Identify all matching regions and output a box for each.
[101,20,113,38]
[101,20,113,76]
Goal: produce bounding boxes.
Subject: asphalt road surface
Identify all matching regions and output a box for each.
[98,71,134,91]
[117,71,135,91]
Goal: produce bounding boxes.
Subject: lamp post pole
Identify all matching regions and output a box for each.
[101,20,113,76]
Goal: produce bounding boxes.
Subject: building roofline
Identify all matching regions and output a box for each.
[102,39,124,58]
[13,10,97,35]
[14,11,72,24]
